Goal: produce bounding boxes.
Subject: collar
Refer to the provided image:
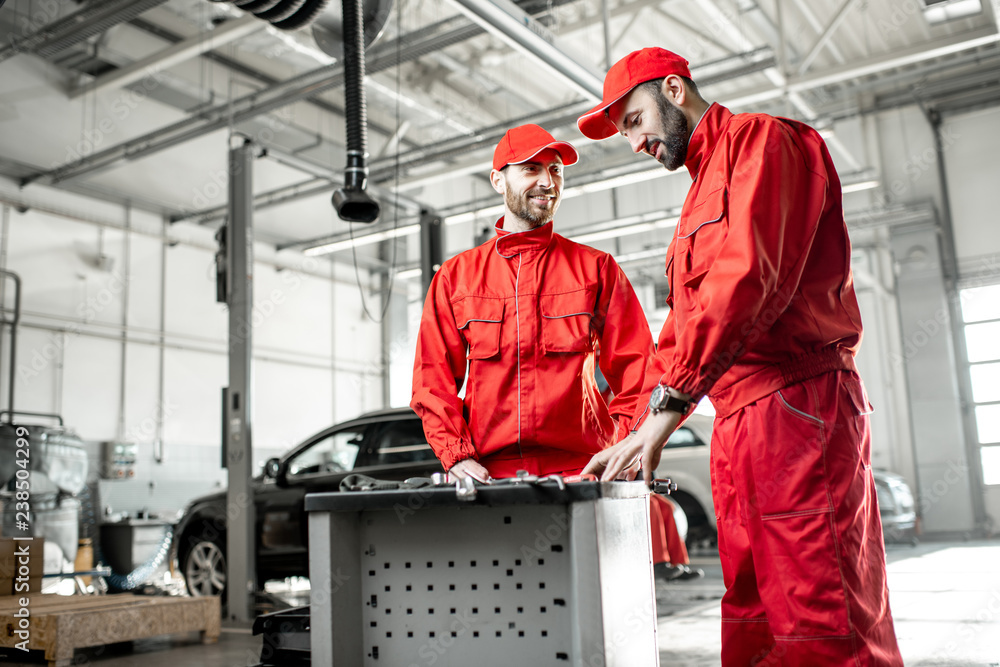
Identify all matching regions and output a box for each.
[493,218,554,256]
[684,102,734,180]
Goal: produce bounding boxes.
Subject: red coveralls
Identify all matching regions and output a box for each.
[411,220,653,477]
[646,103,903,665]
[649,495,689,566]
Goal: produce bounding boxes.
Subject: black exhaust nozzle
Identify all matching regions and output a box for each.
[333,0,380,224]
[333,150,380,223]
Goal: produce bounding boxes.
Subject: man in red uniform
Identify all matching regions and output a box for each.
[410,124,655,482]
[579,48,904,665]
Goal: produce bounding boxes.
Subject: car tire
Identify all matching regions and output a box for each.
[181,533,227,601]
[671,490,716,549]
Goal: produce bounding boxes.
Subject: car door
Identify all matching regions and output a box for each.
[256,425,367,578]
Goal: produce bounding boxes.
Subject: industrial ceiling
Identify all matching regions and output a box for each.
[0,0,998,272]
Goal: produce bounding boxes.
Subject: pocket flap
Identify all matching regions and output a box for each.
[454,297,503,329]
[540,289,594,320]
[677,187,725,239]
[540,289,594,354]
[844,377,874,416]
[454,297,503,360]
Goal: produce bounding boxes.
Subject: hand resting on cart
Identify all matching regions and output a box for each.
[447,458,492,483]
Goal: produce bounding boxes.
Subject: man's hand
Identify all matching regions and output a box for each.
[448,459,492,483]
[582,410,684,483]
[589,434,642,480]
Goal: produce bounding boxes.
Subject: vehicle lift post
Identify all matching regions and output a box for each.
[222,137,257,624]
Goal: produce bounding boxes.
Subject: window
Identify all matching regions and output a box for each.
[663,427,706,450]
[368,420,437,466]
[287,429,363,477]
[961,284,1000,484]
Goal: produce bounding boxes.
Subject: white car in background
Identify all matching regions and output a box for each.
[654,412,918,548]
[654,413,718,548]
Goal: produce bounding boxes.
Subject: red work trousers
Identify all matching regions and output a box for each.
[711,371,903,666]
[649,495,690,566]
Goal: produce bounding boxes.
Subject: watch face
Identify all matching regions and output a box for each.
[649,385,666,408]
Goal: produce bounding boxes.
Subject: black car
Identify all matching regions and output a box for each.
[174,407,443,599]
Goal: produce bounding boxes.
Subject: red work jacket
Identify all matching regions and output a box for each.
[411,220,653,472]
[646,103,863,418]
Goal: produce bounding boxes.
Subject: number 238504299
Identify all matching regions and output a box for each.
[13,426,30,527]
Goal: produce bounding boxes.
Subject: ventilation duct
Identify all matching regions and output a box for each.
[208,0,393,46]
[331,0,380,223]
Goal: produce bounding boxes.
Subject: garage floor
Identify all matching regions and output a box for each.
[10,538,999,666]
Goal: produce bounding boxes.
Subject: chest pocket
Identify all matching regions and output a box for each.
[455,297,504,360]
[677,187,727,291]
[540,289,595,354]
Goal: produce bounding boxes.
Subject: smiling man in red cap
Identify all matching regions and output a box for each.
[410,124,653,482]
[579,49,903,665]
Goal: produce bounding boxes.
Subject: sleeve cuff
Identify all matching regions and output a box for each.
[659,364,706,401]
[439,439,479,471]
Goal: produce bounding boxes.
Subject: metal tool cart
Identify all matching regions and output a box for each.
[305,475,668,667]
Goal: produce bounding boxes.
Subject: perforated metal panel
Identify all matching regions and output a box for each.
[307,482,660,667]
[359,504,573,665]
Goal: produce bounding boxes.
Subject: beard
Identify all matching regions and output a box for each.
[504,188,558,228]
[651,91,690,171]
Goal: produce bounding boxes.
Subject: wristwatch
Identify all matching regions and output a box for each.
[649,384,693,416]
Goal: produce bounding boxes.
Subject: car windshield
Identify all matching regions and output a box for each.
[287,428,363,477]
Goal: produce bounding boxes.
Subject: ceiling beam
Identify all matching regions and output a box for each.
[796,0,864,75]
[990,0,1000,35]
[0,0,171,63]
[725,26,1000,110]
[127,17,418,151]
[25,18,489,186]
[69,15,264,99]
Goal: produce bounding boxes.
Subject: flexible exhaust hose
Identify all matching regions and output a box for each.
[332,0,381,222]
[343,0,366,193]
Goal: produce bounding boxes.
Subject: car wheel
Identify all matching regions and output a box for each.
[671,491,716,549]
[182,535,227,599]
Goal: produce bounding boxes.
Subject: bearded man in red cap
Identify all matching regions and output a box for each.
[411,124,655,482]
[579,49,904,665]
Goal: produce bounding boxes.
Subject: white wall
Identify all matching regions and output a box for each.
[943,107,1000,267]
[943,106,1000,529]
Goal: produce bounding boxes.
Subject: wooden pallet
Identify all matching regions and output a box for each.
[0,593,220,667]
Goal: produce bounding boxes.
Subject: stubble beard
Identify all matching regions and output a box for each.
[505,188,558,228]
[653,92,690,171]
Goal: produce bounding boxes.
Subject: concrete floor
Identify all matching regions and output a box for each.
[656,539,1000,667]
[6,539,999,666]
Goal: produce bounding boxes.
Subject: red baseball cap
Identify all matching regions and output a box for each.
[577,47,691,140]
[493,124,579,171]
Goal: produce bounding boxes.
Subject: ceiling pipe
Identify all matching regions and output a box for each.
[447,0,605,101]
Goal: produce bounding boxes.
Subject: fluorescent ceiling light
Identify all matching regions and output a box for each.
[446,204,505,227]
[444,168,672,226]
[923,0,982,24]
[842,179,880,194]
[617,246,672,264]
[571,216,679,244]
[307,166,870,255]
[303,223,421,256]
[395,267,422,281]
[565,168,669,196]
